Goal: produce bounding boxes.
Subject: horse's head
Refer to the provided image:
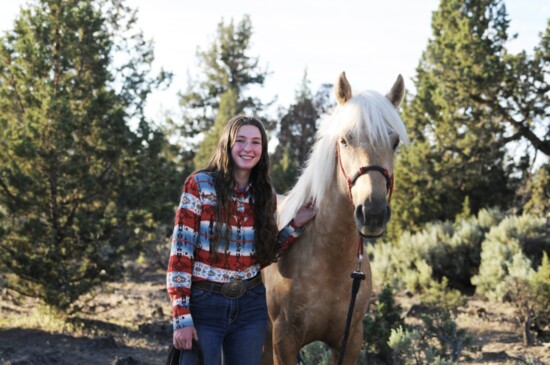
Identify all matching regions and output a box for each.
[333,72,408,237]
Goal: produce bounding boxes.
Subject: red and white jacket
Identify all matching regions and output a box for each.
[166,172,303,330]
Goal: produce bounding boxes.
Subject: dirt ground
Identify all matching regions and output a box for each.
[456,300,549,363]
[1,270,548,365]
[396,294,549,364]
[0,271,171,365]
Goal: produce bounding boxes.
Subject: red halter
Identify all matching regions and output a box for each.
[336,143,395,254]
[336,143,395,204]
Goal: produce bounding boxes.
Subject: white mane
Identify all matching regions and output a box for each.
[278,90,409,227]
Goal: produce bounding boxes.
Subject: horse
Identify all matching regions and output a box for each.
[261,72,409,365]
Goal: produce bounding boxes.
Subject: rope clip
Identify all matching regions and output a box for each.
[355,254,364,272]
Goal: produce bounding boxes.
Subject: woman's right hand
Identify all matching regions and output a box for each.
[173,326,199,350]
[293,198,317,227]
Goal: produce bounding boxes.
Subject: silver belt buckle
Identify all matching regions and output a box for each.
[221,280,247,299]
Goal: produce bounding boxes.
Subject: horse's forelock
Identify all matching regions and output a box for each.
[278,90,408,227]
[344,91,409,147]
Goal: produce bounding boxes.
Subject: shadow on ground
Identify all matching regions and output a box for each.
[0,322,171,365]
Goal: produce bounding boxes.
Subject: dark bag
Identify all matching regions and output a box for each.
[166,340,204,365]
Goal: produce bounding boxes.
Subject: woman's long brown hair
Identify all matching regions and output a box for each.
[197,115,279,266]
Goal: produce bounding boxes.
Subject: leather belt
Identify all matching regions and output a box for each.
[192,275,263,299]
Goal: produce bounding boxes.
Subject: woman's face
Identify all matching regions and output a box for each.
[231,125,263,174]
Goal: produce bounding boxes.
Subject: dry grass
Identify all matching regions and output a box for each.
[1,270,549,365]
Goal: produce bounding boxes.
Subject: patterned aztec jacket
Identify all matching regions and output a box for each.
[166,172,304,330]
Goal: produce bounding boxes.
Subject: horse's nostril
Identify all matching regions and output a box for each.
[355,204,366,225]
[356,201,390,228]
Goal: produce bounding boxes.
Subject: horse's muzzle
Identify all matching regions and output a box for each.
[354,201,391,237]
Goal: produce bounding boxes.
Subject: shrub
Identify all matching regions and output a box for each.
[299,341,331,365]
[471,214,550,301]
[369,208,503,292]
[387,326,422,365]
[418,278,467,315]
[388,306,473,364]
[388,322,464,365]
[362,284,406,364]
[471,214,550,345]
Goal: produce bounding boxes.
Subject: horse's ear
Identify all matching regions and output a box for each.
[335,71,352,105]
[386,74,405,108]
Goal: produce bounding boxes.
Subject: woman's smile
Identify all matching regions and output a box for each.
[231,125,262,173]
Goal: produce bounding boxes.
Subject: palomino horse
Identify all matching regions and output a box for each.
[262,72,409,364]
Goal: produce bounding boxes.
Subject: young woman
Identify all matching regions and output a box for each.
[167,115,316,365]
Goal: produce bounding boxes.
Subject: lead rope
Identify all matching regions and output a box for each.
[336,239,366,365]
[335,144,393,365]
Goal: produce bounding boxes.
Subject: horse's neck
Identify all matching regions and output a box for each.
[277,174,360,277]
[314,175,359,256]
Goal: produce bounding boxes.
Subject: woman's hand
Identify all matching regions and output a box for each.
[293,198,317,227]
[173,326,198,350]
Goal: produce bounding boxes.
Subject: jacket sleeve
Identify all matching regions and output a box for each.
[276,220,305,258]
[166,176,201,330]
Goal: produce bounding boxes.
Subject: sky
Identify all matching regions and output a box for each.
[0,0,548,123]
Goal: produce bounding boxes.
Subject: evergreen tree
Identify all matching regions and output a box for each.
[391,0,520,237]
[193,87,238,167]
[0,0,175,311]
[522,163,550,215]
[500,20,550,157]
[177,15,271,169]
[270,145,298,195]
[270,71,332,193]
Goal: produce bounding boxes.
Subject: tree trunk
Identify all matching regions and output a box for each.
[521,309,534,346]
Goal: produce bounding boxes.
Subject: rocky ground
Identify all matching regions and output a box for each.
[0,271,171,365]
[0,269,548,365]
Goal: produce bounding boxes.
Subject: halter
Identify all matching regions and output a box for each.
[336,141,396,249]
[336,143,394,203]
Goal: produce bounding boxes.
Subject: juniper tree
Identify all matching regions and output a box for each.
[0,0,175,311]
[176,15,271,169]
[390,0,548,238]
[270,71,332,193]
[500,20,550,157]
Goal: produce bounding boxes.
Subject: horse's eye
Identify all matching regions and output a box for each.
[340,138,348,147]
[393,140,400,150]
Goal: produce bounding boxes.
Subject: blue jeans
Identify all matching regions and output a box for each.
[179,282,268,365]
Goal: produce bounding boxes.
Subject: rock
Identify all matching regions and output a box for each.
[138,322,171,337]
[88,335,117,349]
[0,346,16,356]
[481,351,509,361]
[111,356,139,365]
[405,303,432,317]
[476,307,487,318]
[7,352,64,365]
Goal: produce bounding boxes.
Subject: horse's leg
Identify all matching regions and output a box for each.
[271,320,301,365]
[331,341,363,365]
[330,324,364,365]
